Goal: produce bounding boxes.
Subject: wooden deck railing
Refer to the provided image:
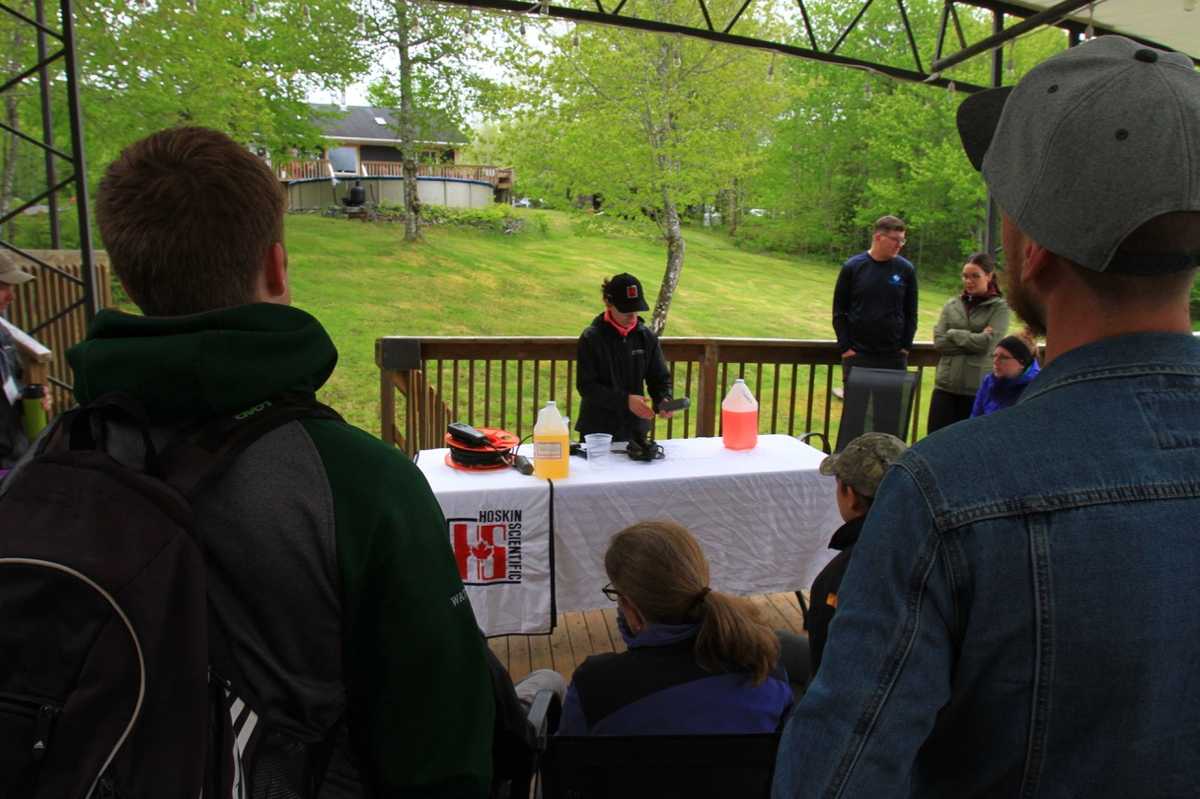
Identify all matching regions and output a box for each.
[6,250,113,411]
[376,336,940,455]
[0,317,52,387]
[279,159,514,188]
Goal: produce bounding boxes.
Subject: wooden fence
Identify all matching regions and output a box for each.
[6,250,112,412]
[376,336,941,455]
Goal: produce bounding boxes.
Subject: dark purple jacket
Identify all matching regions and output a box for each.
[557,619,791,736]
[971,359,1042,417]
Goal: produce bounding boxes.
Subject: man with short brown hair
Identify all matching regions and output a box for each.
[94,125,286,316]
[75,126,495,797]
[831,214,918,373]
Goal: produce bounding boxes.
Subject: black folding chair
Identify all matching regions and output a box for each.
[802,366,918,454]
[526,690,780,799]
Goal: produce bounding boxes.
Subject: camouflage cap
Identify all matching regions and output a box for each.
[818,432,908,498]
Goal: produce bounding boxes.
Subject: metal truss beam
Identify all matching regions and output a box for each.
[0,0,97,329]
[934,0,1098,72]
[436,0,987,92]
[436,0,1188,92]
[937,1,1199,71]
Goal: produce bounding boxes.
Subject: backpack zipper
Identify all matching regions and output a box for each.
[0,694,61,761]
[0,559,145,799]
[31,703,59,761]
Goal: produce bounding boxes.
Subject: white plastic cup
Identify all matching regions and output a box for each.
[585,433,613,470]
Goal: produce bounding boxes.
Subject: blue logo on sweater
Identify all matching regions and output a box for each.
[890,273,902,285]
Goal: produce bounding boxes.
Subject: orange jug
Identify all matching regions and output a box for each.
[721,378,758,450]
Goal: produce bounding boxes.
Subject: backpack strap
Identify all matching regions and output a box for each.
[160,394,342,500]
[159,394,345,797]
[41,392,165,476]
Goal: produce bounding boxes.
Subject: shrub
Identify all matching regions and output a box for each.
[569,212,658,240]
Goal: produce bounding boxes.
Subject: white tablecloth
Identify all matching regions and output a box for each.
[414,449,556,636]
[417,435,841,635]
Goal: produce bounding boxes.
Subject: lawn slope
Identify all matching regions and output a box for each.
[286,210,951,433]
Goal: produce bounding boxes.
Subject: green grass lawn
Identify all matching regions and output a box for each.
[284,209,957,437]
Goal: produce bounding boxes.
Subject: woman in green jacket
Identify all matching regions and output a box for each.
[927,253,1009,433]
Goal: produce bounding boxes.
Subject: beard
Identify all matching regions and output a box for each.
[1004,262,1047,338]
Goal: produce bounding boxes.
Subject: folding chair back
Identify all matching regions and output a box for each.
[539,732,780,799]
[834,366,917,452]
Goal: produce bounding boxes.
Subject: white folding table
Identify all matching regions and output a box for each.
[416,435,841,635]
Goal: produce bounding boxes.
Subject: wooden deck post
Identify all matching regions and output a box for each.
[696,341,720,438]
[380,368,396,448]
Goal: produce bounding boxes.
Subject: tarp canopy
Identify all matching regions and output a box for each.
[986,1,1200,60]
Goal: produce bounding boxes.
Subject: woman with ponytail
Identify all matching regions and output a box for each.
[556,520,793,736]
[928,252,1010,432]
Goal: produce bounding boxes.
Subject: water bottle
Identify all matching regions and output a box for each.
[21,384,48,440]
[533,400,570,479]
[721,378,758,450]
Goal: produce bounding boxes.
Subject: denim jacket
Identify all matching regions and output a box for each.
[774,332,1200,799]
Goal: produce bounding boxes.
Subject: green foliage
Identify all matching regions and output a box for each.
[496,5,792,227]
[5,206,80,249]
[371,202,549,235]
[736,3,1071,279]
[1,0,364,240]
[569,213,659,241]
[74,0,364,176]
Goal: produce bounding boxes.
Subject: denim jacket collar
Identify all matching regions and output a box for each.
[1020,332,1200,406]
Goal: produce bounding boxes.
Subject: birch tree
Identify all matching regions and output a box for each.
[358,0,500,242]
[498,1,791,332]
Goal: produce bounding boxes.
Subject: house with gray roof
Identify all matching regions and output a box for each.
[308,103,470,173]
[279,104,513,210]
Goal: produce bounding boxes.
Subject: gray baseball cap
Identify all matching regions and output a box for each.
[819,432,907,498]
[956,35,1200,274]
[0,251,34,285]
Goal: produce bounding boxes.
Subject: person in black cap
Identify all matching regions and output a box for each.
[575,273,673,442]
[775,35,1200,798]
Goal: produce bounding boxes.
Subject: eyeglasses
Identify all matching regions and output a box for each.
[881,234,906,246]
[602,583,620,602]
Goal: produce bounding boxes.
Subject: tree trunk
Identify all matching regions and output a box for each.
[0,26,24,224]
[650,186,685,335]
[0,94,19,224]
[727,178,740,236]
[395,0,421,242]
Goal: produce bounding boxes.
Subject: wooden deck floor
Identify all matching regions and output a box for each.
[490,591,809,683]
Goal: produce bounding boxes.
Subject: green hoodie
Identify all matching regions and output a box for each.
[70,304,495,797]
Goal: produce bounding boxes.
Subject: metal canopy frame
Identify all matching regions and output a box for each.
[0,0,98,340]
[433,0,1184,256]
[0,0,1186,346]
[435,0,1185,94]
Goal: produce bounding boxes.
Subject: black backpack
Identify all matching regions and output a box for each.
[0,393,342,798]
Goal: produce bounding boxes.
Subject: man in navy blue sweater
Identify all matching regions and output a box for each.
[832,215,919,374]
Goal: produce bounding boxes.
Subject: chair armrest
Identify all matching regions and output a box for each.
[798,432,830,454]
[526,688,558,752]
